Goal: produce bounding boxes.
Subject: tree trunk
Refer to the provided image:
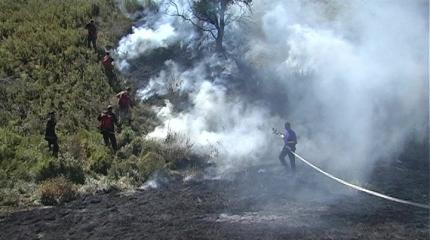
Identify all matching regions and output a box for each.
[216,28,224,52]
[216,1,226,52]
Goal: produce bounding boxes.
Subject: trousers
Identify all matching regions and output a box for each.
[279,145,296,171]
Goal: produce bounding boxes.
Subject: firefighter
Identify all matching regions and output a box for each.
[279,122,297,172]
[45,111,59,157]
[85,19,97,51]
[97,105,120,152]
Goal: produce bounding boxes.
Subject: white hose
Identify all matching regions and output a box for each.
[292,152,430,210]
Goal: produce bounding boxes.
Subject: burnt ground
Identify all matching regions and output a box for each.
[0,160,429,240]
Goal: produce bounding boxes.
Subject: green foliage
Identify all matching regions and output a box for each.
[117,126,137,148]
[89,151,113,175]
[0,0,131,136]
[108,156,141,182]
[122,0,159,14]
[0,128,45,182]
[39,176,77,206]
[108,151,165,183]
[0,0,188,209]
[0,0,133,202]
[124,0,144,13]
[65,129,113,174]
[34,153,85,184]
[137,151,165,177]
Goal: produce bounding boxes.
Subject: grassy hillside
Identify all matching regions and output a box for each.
[0,0,130,133]
[0,0,192,208]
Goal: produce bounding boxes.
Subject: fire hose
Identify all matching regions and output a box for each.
[292,152,430,210]
[273,128,430,210]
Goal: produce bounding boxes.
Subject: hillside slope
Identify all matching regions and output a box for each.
[0,0,174,209]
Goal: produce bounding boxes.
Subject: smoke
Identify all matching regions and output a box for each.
[116,0,196,70]
[245,0,428,179]
[117,23,177,61]
[144,56,283,173]
[117,0,428,180]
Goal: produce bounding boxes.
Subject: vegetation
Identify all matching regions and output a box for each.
[0,0,195,209]
[121,0,159,15]
[170,0,252,51]
[39,176,77,205]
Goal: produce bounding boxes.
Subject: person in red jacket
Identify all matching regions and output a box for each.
[102,52,116,84]
[102,52,114,71]
[98,105,120,152]
[116,87,133,125]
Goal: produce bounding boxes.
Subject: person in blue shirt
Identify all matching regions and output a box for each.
[279,122,297,172]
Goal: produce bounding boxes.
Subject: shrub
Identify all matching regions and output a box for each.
[39,176,77,206]
[161,132,193,169]
[108,156,140,182]
[130,137,144,155]
[35,154,85,184]
[141,139,163,156]
[137,151,165,179]
[108,152,165,183]
[123,0,144,13]
[117,126,137,148]
[0,188,20,207]
[85,140,113,175]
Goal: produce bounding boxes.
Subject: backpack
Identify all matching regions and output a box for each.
[99,114,113,130]
[118,92,130,108]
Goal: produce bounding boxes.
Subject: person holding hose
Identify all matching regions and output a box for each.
[279,122,297,172]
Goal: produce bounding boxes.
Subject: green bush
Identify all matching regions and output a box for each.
[137,151,166,179]
[39,176,77,206]
[122,0,159,14]
[141,139,163,156]
[108,151,165,183]
[34,154,85,184]
[89,151,113,175]
[123,0,144,13]
[108,156,140,182]
[117,126,137,148]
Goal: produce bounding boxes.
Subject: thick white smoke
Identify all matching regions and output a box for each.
[245,0,428,179]
[116,0,196,70]
[143,56,283,173]
[117,0,428,179]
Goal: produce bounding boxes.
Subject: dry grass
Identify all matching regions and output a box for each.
[39,177,77,206]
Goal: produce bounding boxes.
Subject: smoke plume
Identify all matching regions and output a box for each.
[116,0,429,180]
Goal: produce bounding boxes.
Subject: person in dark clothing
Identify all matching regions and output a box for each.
[98,105,120,152]
[85,19,97,51]
[279,122,297,172]
[45,111,59,157]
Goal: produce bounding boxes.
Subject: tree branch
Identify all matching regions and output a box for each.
[167,1,217,39]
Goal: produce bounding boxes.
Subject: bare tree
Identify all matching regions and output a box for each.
[169,0,252,52]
